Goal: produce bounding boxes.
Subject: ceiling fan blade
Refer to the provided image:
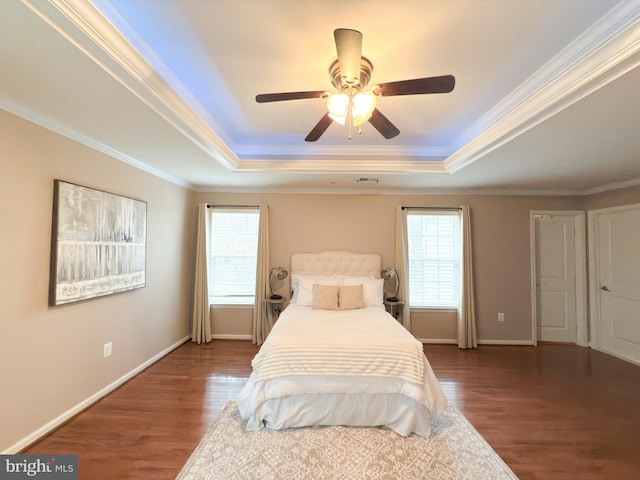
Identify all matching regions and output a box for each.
[375,75,455,96]
[334,28,362,86]
[368,108,400,139]
[305,113,333,142]
[256,90,325,103]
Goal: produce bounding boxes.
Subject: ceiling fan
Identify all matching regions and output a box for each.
[256,28,455,142]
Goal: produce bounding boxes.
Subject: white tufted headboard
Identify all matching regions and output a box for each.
[290,251,381,278]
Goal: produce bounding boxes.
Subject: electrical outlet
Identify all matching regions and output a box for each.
[498,312,505,322]
[103,342,112,358]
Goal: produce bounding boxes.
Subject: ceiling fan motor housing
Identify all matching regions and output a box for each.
[329,57,373,91]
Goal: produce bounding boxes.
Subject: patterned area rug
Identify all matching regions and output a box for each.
[176,402,518,480]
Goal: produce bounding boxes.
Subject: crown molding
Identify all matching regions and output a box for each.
[444,1,640,173]
[21,0,240,171]
[234,143,451,160]
[193,184,586,196]
[17,0,640,195]
[235,159,449,174]
[1,97,193,189]
[582,176,640,196]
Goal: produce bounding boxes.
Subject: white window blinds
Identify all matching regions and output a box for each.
[407,212,460,308]
[209,208,259,303]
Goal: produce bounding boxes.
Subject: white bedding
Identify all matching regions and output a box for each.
[251,305,424,384]
[237,304,448,437]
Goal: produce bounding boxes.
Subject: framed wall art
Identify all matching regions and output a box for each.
[49,179,147,306]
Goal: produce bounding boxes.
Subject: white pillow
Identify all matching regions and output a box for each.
[291,274,331,304]
[294,275,342,306]
[341,276,384,308]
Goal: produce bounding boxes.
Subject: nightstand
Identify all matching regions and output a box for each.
[264,297,285,320]
[384,299,404,323]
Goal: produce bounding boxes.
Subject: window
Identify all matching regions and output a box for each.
[209,208,259,304]
[407,212,460,308]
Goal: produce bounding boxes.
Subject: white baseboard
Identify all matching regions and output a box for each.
[3,335,190,454]
[418,338,457,344]
[590,345,640,367]
[418,338,535,346]
[478,339,535,345]
[212,334,252,340]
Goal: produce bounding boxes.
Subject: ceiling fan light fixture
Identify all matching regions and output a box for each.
[327,92,349,125]
[352,91,376,126]
[327,90,376,128]
[255,29,454,142]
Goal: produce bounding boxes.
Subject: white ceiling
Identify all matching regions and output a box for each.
[1,0,639,194]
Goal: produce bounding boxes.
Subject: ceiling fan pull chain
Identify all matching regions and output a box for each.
[348,88,353,139]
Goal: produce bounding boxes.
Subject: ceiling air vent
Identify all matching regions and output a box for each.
[356,178,379,183]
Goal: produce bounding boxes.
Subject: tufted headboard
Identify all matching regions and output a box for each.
[290,251,381,278]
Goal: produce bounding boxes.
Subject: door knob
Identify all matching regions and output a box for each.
[601,285,610,292]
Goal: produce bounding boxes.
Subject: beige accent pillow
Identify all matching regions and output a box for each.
[311,284,340,310]
[339,284,365,310]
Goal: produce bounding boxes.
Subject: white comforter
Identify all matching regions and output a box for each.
[251,305,424,384]
[237,305,447,437]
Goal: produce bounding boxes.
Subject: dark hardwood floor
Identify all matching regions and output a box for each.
[24,340,640,479]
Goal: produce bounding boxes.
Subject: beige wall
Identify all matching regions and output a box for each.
[0,110,195,452]
[194,191,584,343]
[583,184,640,210]
[3,103,636,452]
[210,305,252,338]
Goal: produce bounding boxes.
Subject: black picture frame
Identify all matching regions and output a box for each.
[49,179,147,306]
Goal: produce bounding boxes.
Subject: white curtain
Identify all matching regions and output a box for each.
[191,203,212,344]
[457,205,478,349]
[252,205,271,345]
[395,206,411,330]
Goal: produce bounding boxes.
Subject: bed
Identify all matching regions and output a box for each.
[237,251,447,437]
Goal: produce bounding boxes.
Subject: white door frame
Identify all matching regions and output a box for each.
[530,210,588,346]
[587,203,640,356]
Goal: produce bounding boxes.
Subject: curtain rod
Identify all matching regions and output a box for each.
[207,204,260,209]
[401,206,462,211]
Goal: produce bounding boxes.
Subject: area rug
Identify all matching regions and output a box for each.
[176,401,518,479]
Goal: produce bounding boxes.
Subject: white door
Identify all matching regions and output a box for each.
[594,206,640,363]
[534,215,577,343]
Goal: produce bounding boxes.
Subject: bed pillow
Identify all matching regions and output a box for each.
[311,284,340,310]
[338,284,365,310]
[341,276,384,308]
[294,275,341,306]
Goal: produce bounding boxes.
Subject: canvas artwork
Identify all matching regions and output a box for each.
[49,180,147,306]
